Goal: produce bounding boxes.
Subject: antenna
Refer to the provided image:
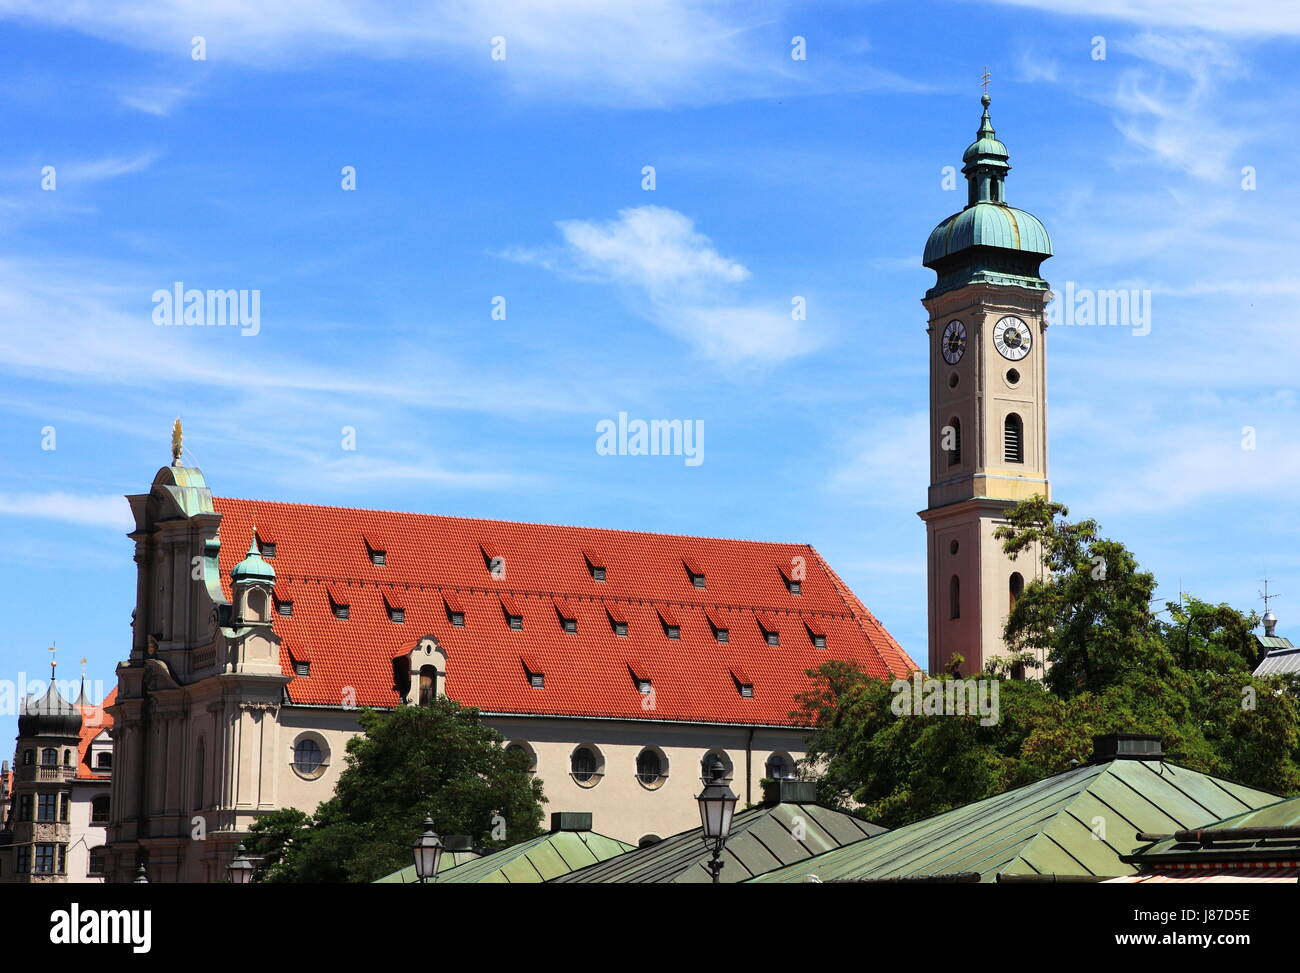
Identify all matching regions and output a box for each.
[1259,578,1279,611]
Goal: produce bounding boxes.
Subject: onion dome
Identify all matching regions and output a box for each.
[923,94,1052,298]
[231,532,276,586]
[19,670,83,738]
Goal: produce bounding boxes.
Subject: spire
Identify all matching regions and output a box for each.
[962,92,1011,207]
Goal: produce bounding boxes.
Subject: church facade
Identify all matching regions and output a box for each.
[102,448,916,882]
[920,94,1053,677]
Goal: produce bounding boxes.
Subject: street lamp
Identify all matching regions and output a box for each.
[228,843,255,885]
[412,817,444,884]
[696,757,738,884]
[133,863,149,884]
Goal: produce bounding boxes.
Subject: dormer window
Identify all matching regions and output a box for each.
[255,530,276,559]
[481,543,505,579]
[522,656,544,689]
[756,613,780,646]
[684,558,706,589]
[584,551,607,582]
[443,593,465,627]
[294,661,310,677]
[806,621,828,649]
[705,609,729,643]
[657,606,680,640]
[554,598,577,633]
[260,541,276,559]
[383,593,405,624]
[275,598,293,618]
[364,533,388,566]
[371,549,386,566]
[777,563,802,594]
[637,678,652,694]
[332,602,349,620]
[500,594,523,631]
[628,662,652,695]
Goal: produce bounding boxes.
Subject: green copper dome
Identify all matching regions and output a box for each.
[231,532,276,585]
[923,203,1051,265]
[923,94,1052,298]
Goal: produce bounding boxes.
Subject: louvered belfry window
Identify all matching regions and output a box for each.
[1004,413,1023,463]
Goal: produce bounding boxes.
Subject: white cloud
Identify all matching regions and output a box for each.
[0,0,883,108]
[985,0,1300,35]
[0,492,131,530]
[507,205,817,364]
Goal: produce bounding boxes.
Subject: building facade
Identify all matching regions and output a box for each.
[0,665,114,883]
[104,444,917,882]
[920,94,1053,676]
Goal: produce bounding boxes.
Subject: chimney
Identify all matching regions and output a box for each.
[1264,611,1278,638]
[1091,733,1163,763]
[550,811,593,832]
[442,835,474,852]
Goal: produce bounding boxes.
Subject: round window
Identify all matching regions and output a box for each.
[291,736,328,779]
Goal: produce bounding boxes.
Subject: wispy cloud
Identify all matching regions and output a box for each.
[505,205,817,364]
[0,491,131,530]
[985,0,1300,35]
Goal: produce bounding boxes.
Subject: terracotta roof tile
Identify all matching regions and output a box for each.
[76,688,115,780]
[212,497,918,725]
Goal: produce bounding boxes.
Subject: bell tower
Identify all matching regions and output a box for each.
[919,93,1053,677]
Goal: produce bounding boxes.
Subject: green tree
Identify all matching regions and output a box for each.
[250,698,545,882]
[795,498,1300,828]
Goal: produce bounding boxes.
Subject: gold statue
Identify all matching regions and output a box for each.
[171,417,183,466]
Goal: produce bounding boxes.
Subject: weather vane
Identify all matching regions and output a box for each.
[980,66,991,95]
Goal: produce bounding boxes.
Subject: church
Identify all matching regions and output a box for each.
[94,92,1051,882]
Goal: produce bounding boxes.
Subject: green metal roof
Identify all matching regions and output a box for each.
[923,203,1052,266]
[374,830,633,884]
[552,802,884,884]
[1125,794,1300,868]
[231,533,276,585]
[749,758,1279,883]
[372,850,482,883]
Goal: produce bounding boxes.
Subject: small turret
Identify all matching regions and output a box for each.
[231,531,275,625]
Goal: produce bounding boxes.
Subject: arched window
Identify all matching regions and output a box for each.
[571,746,599,783]
[700,750,734,782]
[419,665,437,706]
[949,575,961,620]
[947,417,962,466]
[638,835,662,848]
[636,748,665,786]
[96,752,112,770]
[765,752,795,780]
[88,846,105,877]
[91,795,111,824]
[1004,413,1024,463]
[64,749,73,767]
[193,740,205,810]
[41,748,57,767]
[1009,572,1025,612]
[293,739,322,775]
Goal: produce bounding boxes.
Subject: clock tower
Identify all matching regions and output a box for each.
[919,94,1053,677]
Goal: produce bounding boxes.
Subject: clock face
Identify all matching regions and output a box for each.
[941,320,967,365]
[993,316,1032,361]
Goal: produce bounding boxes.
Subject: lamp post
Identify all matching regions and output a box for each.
[696,757,738,885]
[228,843,255,885]
[412,817,444,884]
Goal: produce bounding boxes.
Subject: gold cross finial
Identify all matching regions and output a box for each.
[980,67,991,94]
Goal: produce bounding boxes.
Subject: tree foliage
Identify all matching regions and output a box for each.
[247,698,545,883]
[797,497,1300,828]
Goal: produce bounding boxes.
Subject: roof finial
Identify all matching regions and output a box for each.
[980,66,991,101]
[49,644,57,682]
[171,417,184,467]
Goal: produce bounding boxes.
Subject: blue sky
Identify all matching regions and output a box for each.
[1,0,1299,746]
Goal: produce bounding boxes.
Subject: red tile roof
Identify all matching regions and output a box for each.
[213,498,918,726]
[76,688,116,780]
